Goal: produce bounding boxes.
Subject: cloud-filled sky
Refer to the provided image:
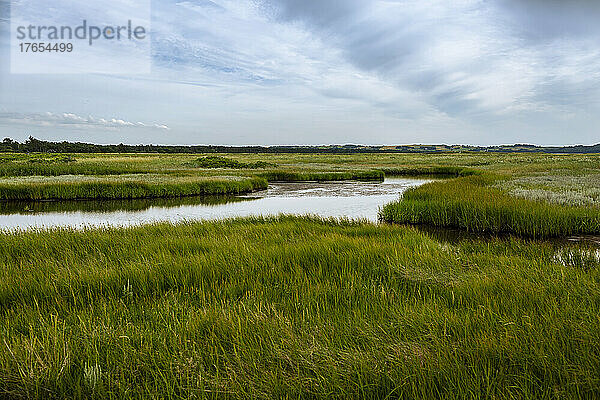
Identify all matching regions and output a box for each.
[0,0,599,145]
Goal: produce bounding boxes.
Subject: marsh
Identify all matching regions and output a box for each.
[0,178,428,230]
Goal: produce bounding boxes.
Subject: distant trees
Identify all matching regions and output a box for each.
[0,137,598,154]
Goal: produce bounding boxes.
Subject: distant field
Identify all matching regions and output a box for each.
[2,151,598,177]
[0,152,599,398]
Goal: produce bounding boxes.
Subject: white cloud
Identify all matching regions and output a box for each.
[0,112,170,130]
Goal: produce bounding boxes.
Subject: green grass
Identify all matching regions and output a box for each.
[0,153,76,164]
[381,166,479,177]
[0,161,156,178]
[0,175,267,201]
[257,169,384,182]
[380,174,600,238]
[0,217,599,399]
[0,154,153,177]
[189,156,278,169]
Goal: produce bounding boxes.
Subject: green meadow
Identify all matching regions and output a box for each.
[0,152,599,398]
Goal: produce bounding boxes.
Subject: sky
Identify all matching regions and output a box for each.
[0,0,599,146]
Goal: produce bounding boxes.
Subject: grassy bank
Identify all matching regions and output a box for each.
[258,169,384,182]
[0,217,598,398]
[0,175,267,201]
[380,174,600,238]
[381,166,479,177]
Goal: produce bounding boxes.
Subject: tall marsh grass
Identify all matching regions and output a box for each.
[0,175,267,201]
[0,156,153,177]
[381,165,479,177]
[0,217,598,398]
[380,174,600,238]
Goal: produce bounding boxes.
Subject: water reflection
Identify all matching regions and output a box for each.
[0,178,427,231]
[0,195,250,215]
[411,224,600,271]
[413,224,600,248]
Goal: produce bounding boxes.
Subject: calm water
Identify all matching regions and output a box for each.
[0,178,428,231]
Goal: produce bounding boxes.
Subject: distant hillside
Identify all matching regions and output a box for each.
[1,137,599,154]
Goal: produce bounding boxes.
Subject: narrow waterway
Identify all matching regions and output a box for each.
[0,178,428,231]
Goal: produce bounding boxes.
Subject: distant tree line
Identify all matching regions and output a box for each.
[1,136,599,154]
